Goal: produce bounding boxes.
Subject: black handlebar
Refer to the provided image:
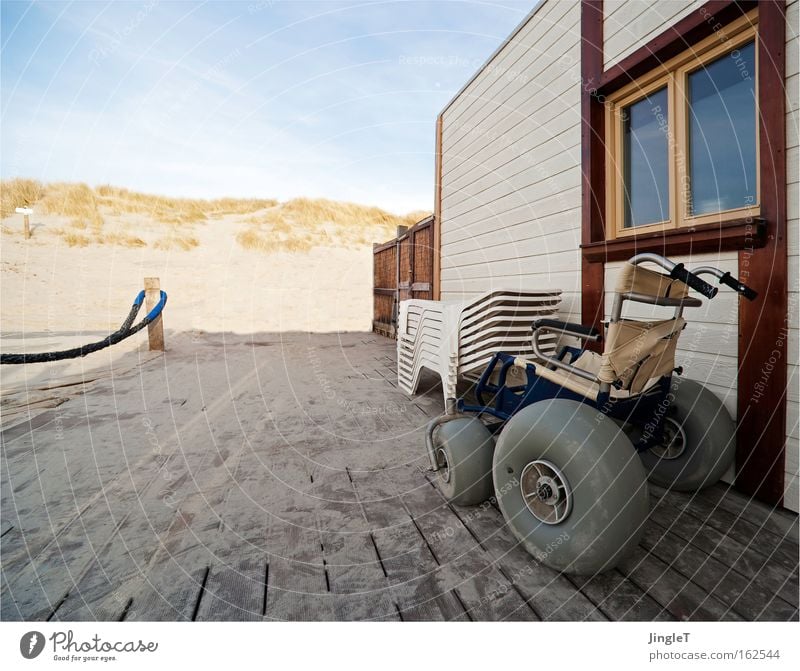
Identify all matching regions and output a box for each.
[719,271,758,301]
[670,263,718,299]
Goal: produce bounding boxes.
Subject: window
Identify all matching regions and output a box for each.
[622,86,670,229]
[687,40,757,216]
[606,11,758,239]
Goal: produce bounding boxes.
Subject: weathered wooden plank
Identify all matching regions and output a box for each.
[4,332,797,623]
[1,490,156,620]
[126,561,209,622]
[618,546,744,621]
[425,475,606,621]
[83,482,230,622]
[312,468,398,621]
[262,514,333,621]
[392,467,538,621]
[641,521,798,621]
[570,570,675,622]
[1,564,27,621]
[651,486,800,583]
[0,341,272,620]
[349,469,468,621]
[696,483,799,544]
[58,381,265,622]
[195,556,265,622]
[648,496,798,607]
[668,485,798,563]
[264,559,331,621]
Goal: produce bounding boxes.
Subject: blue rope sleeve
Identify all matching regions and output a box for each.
[1,290,169,364]
[144,290,167,322]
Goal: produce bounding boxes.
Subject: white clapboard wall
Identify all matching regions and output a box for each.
[438,0,799,509]
[439,0,583,324]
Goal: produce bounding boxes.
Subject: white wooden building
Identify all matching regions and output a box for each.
[430,0,798,510]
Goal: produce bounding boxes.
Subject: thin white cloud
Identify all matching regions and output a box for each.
[1,0,530,213]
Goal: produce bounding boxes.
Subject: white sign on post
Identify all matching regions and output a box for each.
[16,207,33,239]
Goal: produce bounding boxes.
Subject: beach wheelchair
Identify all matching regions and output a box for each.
[425,253,757,574]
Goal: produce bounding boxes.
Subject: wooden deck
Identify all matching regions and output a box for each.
[1,332,797,621]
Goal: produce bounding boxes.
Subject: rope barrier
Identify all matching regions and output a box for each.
[1,290,168,365]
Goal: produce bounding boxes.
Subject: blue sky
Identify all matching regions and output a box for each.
[1,0,532,213]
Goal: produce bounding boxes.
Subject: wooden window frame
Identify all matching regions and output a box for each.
[605,11,760,241]
[606,75,674,238]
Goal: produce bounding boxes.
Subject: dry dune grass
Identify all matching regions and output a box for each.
[96,185,207,224]
[153,234,200,251]
[58,231,92,247]
[280,197,418,229]
[40,182,97,218]
[0,179,430,253]
[0,178,44,218]
[95,185,277,224]
[237,198,430,254]
[55,224,146,248]
[236,228,314,253]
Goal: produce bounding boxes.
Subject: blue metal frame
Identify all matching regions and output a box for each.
[457,348,675,451]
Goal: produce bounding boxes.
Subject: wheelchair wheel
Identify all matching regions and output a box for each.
[493,399,649,575]
[434,417,495,505]
[639,378,735,491]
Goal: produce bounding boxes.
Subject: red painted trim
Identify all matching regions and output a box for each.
[598,1,757,94]
[580,0,605,348]
[581,219,767,262]
[735,0,787,505]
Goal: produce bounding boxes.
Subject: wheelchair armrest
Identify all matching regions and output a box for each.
[532,318,601,341]
[530,320,600,383]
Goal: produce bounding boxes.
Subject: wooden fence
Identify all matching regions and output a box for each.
[372,215,434,337]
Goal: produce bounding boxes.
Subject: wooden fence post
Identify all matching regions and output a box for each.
[144,277,165,351]
[16,207,32,239]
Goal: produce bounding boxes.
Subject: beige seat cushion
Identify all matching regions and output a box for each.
[598,318,684,393]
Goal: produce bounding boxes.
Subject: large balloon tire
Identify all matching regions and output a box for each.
[639,378,736,491]
[493,399,649,575]
[434,417,495,506]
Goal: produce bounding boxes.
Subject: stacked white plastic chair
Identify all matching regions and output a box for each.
[397,289,562,403]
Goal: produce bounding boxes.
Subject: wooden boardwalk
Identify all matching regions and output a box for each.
[1,332,797,621]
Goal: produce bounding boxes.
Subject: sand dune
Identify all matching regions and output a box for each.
[1,180,428,414]
[1,180,428,336]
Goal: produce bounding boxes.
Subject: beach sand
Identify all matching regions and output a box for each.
[1,210,383,426]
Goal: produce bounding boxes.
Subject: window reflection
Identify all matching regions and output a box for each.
[623,87,670,228]
[688,41,757,216]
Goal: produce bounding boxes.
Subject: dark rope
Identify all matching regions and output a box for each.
[1,290,168,365]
